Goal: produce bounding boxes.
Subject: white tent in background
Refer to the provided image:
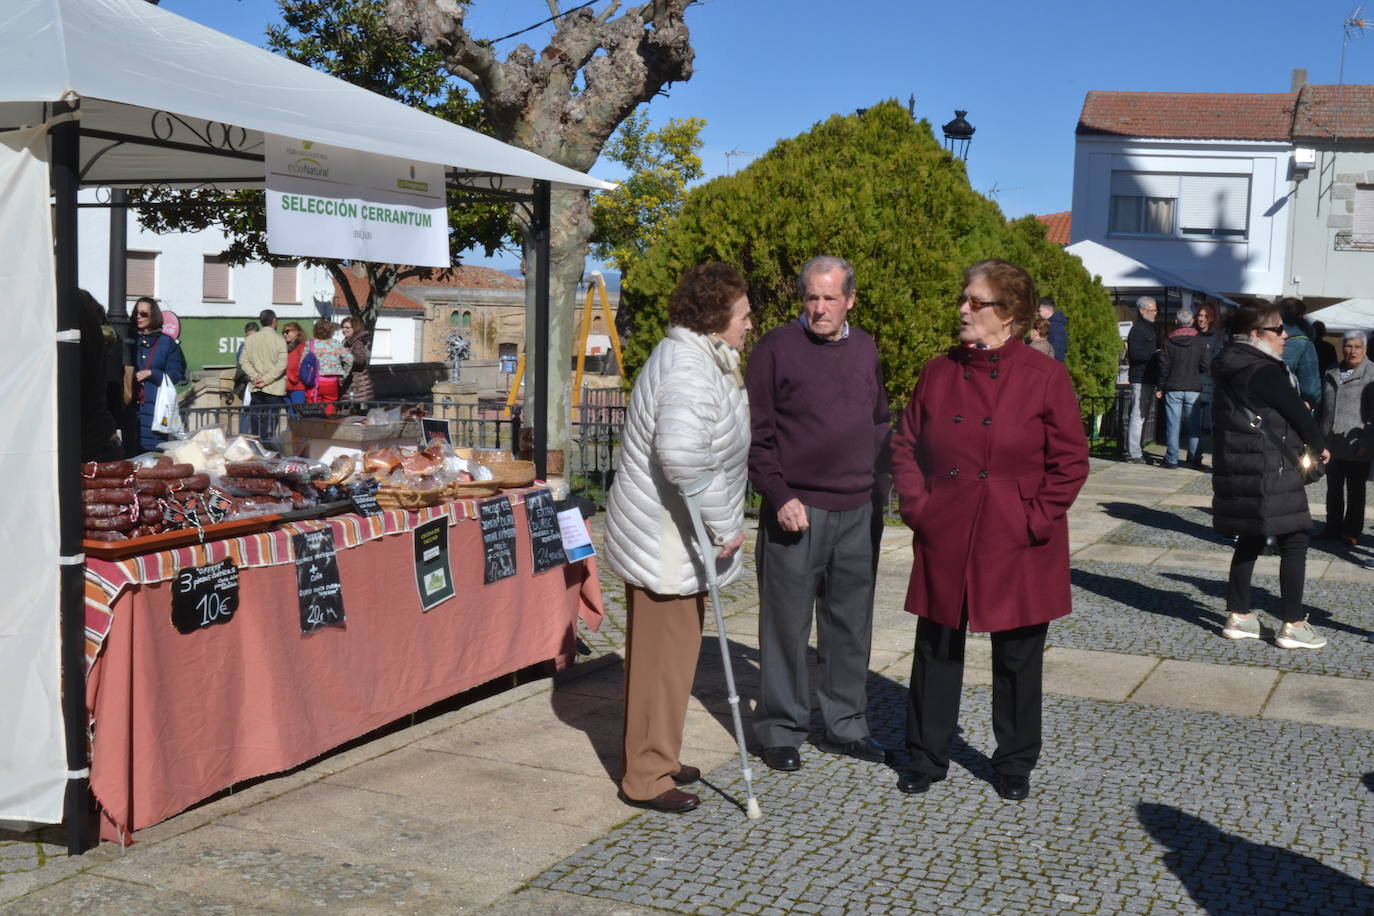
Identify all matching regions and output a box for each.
[1303,298,1374,332]
[0,0,610,845]
[1065,240,1241,308]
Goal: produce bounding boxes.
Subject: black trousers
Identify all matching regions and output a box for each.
[1227,531,1308,623]
[1325,459,1372,540]
[906,616,1049,779]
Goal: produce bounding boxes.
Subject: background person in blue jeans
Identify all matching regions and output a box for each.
[1156,307,1211,469]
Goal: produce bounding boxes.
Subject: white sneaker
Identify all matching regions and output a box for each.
[1275,619,1327,650]
[1221,612,1261,640]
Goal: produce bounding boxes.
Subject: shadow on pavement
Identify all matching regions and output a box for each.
[1161,571,1374,642]
[1138,802,1374,915]
[1098,500,1229,547]
[1072,567,1221,636]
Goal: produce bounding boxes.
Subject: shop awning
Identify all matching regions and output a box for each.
[1065,240,1241,308]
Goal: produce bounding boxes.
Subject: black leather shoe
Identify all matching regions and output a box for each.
[821,737,892,764]
[896,770,945,795]
[619,788,700,813]
[761,746,801,771]
[672,764,700,786]
[995,773,1030,801]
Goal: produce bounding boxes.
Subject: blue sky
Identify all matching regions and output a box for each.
[161,0,1374,268]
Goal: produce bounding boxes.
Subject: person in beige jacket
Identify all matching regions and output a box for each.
[239,308,288,437]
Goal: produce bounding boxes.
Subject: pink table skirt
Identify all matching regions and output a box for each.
[85,500,603,843]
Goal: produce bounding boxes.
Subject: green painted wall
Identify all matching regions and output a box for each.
[177,318,259,374]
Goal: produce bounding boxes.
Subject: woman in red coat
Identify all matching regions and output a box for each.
[890,259,1089,802]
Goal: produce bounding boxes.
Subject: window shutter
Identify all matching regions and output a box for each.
[1179,175,1250,234]
[272,262,299,303]
[126,251,156,299]
[1111,172,1180,199]
[1354,185,1374,246]
[203,256,230,300]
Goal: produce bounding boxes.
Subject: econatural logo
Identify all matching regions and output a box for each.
[289,157,330,178]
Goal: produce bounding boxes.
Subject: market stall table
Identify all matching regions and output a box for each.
[82,489,603,843]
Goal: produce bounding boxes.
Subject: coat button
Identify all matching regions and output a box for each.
[963,369,971,379]
[949,467,959,477]
[982,417,992,426]
[991,368,1000,379]
[954,415,963,423]
[989,353,1000,363]
[978,470,989,479]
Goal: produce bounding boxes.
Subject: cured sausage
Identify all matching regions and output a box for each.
[82,460,134,478]
[135,462,195,479]
[82,488,136,505]
[169,474,211,491]
[82,476,133,490]
[84,516,133,531]
[133,479,170,496]
[83,503,131,518]
[138,493,160,509]
[83,531,128,542]
[224,461,278,478]
[219,477,292,498]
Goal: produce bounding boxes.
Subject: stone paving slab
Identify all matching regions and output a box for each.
[532,685,1374,915]
[1129,660,1280,716]
[1042,647,1160,702]
[1263,672,1374,730]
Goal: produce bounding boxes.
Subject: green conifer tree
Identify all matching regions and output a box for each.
[619,101,1118,406]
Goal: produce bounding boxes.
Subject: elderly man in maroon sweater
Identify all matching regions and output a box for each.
[745,255,892,772]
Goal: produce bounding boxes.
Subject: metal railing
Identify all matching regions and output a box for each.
[568,387,625,502]
[180,398,521,452]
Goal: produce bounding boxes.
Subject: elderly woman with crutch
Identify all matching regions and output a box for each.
[604,262,753,813]
[890,259,1089,802]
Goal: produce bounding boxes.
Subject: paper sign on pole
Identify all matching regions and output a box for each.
[265,134,448,267]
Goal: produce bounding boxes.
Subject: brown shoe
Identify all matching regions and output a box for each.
[620,787,700,813]
[672,764,701,786]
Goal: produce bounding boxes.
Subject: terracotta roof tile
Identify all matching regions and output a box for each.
[1077,85,1374,142]
[332,265,523,312]
[1077,91,1297,141]
[1032,211,1072,245]
[1293,84,1374,139]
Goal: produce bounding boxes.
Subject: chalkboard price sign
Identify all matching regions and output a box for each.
[413,516,455,611]
[293,528,346,634]
[171,559,240,635]
[524,488,565,574]
[348,486,383,518]
[479,495,518,584]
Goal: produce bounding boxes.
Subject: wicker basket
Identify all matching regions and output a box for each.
[445,480,501,500]
[374,484,447,509]
[489,459,535,488]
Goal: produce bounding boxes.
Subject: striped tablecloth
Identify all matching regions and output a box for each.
[83,491,534,673]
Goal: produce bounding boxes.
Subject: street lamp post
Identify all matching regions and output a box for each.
[941,110,975,161]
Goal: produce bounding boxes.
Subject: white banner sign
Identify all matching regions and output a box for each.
[265,135,448,267]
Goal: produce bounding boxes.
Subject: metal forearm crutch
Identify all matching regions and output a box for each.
[679,473,762,819]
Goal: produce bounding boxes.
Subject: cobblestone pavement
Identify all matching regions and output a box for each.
[5,452,1374,914]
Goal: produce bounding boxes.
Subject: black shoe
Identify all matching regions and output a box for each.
[820,737,892,764]
[995,773,1030,801]
[672,764,700,786]
[1162,462,1178,469]
[619,788,700,813]
[1315,527,1342,542]
[896,770,946,795]
[761,746,801,772]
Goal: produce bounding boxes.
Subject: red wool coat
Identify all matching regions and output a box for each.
[890,337,1089,632]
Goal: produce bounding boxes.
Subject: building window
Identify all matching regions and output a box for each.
[449,309,461,326]
[272,262,299,303]
[371,327,391,360]
[1355,185,1374,247]
[203,255,231,301]
[461,310,472,328]
[126,251,157,299]
[1109,171,1250,240]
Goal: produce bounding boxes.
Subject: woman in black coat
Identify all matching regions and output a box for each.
[1212,304,1329,649]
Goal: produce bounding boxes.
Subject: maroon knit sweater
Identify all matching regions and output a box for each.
[744,319,891,512]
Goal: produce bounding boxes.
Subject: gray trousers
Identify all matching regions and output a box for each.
[753,501,876,748]
[1127,382,1154,460]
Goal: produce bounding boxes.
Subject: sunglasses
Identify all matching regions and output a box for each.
[958,295,1001,312]
[1260,325,1286,335]
[135,310,152,318]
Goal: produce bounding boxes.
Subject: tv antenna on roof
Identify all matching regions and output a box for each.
[1337,5,1372,139]
[986,182,1023,200]
[724,149,754,174]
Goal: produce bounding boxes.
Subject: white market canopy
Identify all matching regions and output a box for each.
[1065,240,1241,308]
[1304,298,1374,332]
[0,0,614,193]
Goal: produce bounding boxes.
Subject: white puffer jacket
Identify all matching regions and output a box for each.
[605,326,750,595]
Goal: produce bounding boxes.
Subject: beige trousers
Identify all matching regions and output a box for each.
[621,584,705,801]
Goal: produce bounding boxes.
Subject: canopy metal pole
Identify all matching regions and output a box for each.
[531,180,551,481]
[107,189,129,340]
[52,113,93,854]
